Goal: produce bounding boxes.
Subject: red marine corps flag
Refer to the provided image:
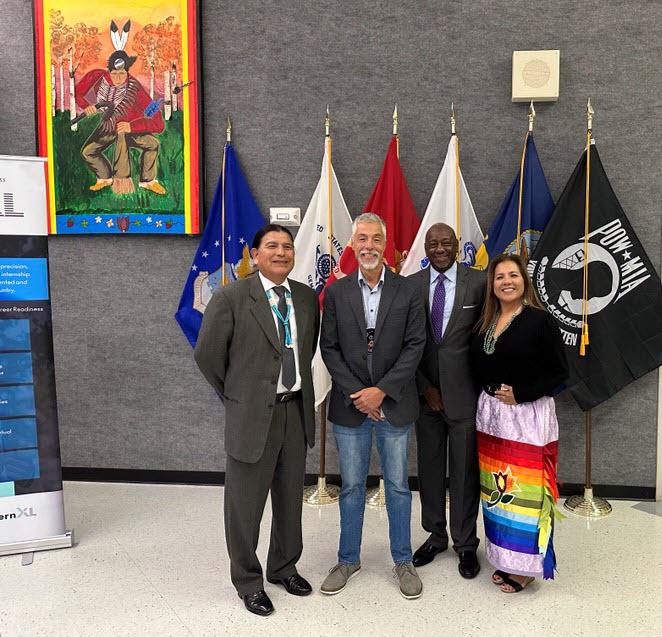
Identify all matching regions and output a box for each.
[323,106,420,293]
[529,139,662,411]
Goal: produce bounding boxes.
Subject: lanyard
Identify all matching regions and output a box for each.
[268,290,294,348]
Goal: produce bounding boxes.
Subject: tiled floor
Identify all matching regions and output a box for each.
[1,481,661,637]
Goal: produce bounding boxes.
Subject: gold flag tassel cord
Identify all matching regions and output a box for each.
[564,98,612,518]
[580,101,593,357]
[304,106,340,505]
[366,107,399,509]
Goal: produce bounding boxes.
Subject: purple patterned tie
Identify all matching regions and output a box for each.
[431,273,446,343]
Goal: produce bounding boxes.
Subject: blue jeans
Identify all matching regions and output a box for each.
[333,418,413,565]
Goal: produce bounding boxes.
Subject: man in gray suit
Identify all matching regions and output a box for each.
[320,213,426,599]
[408,223,486,579]
[195,224,320,616]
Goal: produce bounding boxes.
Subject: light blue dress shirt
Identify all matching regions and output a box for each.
[428,262,457,338]
[358,266,386,329]
[358,266,385,387]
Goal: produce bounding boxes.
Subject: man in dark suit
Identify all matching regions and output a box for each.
[320,213,426,599]
[194,224,320,616]
[408,223,486,579]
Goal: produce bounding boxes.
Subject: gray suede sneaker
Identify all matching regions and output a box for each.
[320,562,361,595]
[393,562,423,599]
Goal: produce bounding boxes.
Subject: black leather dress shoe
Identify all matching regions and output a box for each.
[458,551,480,579]
[266,574,312,596]
[239,590,274,616]
[412,539,447,567]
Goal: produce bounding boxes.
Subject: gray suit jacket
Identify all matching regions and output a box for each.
[409,265,486,421]
[194,274,320,463]
[320,268,426,427]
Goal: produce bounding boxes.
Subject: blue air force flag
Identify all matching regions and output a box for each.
[475,134,553,269]
[400,135,484,275]
[175,143,265,347]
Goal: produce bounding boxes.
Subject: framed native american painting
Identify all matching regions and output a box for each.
[33,0,201,234]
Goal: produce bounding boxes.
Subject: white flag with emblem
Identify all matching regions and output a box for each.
[291,141,353,408]
[400,135,484,275]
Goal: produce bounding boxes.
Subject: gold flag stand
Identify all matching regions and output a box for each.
[304,402,340,504]
[366,104,399,509]
[366,478,386,508]
[304,106,340,506]
[563,99,612,518]
[564,410,612,517]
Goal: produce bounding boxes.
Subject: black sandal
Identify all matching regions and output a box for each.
[492,570,509,585]
[498,574,533,593]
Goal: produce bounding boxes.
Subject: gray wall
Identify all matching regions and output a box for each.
[1,0,660,487]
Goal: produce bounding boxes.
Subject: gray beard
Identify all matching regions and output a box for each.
[358,255,382,270]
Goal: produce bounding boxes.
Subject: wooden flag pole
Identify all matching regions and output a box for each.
[322,105,332,480]
[564,408,611,517]
[452,103,461,261]
[515,101,534,256]
[393,103,399,158]
[564,99,612,518]
[585,409,592,489]
[367,108,397,509]
[220,117,232,286]
[326,104,333,293]
[304,107,340,505]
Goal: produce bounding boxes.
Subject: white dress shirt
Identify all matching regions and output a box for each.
[259,272,302,392]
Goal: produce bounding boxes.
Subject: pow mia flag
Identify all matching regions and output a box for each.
[529,143,662,411]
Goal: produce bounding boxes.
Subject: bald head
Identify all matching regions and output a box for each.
[424,223,458,272]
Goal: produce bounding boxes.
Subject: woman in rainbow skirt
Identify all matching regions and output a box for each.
[469,254,567,593]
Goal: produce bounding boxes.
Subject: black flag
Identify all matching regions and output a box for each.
[529,143,662,411]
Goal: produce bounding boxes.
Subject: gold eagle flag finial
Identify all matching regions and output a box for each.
[235,244,253,279]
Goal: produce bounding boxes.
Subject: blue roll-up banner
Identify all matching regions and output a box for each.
[0,155,72,556]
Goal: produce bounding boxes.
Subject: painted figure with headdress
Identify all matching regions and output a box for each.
[75,20,166,195]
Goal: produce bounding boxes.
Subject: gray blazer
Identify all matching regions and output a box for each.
[409,265,486,421]
[320,268,426,427]
[194,274,320,463]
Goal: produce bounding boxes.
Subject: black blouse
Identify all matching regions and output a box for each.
[469,306,568,404]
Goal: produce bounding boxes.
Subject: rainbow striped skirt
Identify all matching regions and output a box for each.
[476,391,559,580]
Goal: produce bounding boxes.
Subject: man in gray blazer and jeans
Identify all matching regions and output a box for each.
[408,223,486,579]
[195,224,320,616]
[320,213,426,599]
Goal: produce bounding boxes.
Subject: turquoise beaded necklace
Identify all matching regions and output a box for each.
[483,304,525,355]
